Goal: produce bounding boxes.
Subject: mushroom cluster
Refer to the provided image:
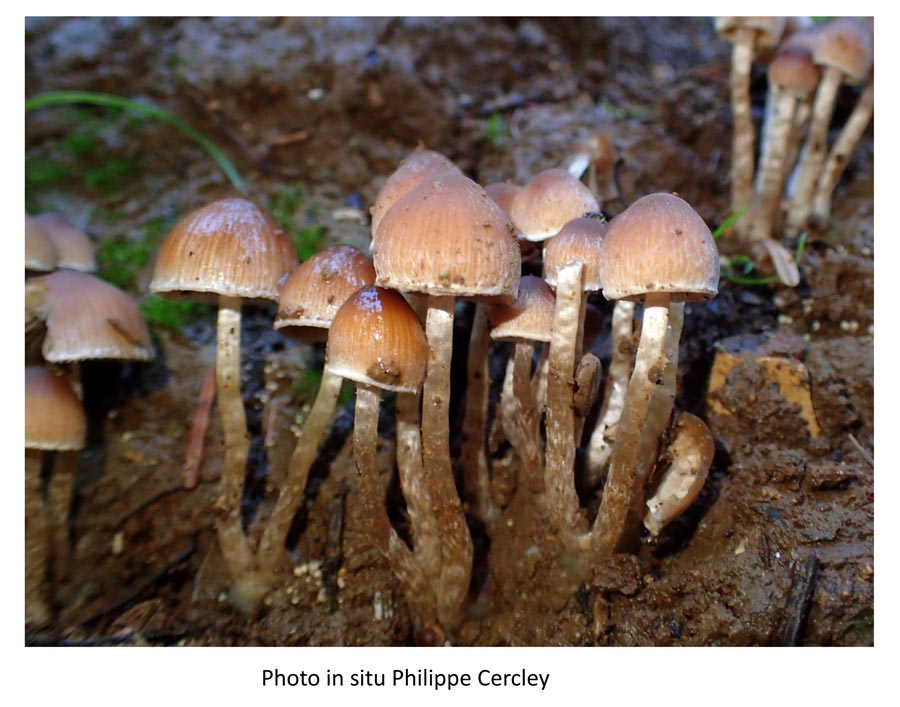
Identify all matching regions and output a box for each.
[715,17,874,285]
[23,212,153,626]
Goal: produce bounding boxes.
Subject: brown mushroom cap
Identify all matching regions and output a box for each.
[370,149,462,238]
[715,17,786,48]
[373,173,520,301]
[490,275,555,343]
[275,245,376,338]
[34,213,96,272]
[814,18,874,84]
[150,198,298,303]
[38,269,154,362]
[26,215,58,272]
[510,168,601,242]
[769,46,821,95]
[25,366,87,451]
[543,217,609,291]
[325,285,427,394]
[598,193,719,302]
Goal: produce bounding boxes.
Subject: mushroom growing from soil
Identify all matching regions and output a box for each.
[373,172,520,629]
[786,18,873,236]
[749,46,820,286]
[592,193,719,555]
[715,17,786,214]
[25,366,86,626]
[324,285,438,630]
[257,245,375,578]
[151,197,297,609]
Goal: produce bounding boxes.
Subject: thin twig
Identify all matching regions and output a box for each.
[847,433,874,468]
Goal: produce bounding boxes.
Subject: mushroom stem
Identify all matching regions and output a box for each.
[460,303,497,525]
[500,341,544,493]
[214,295,261,609]
[258,368,344,577]
[811,78,874,224]
[728,26,759,214]
[25,449,51,626]
[183,361,216,490]
[46,450,77,584]
[544,261,586,541]
[396,390,442,595]
[592,293,671,555]
[531,342,550,411]
[784,97,813,188]
[751,90,799,244]
[585,300,635,488]
[354,385,436,630]
[422,295,472,631]
[786,66,843,236]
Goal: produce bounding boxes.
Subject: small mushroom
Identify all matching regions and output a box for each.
[510,168,600,243]
[25,215,58,274]
[257,245,375,578]
[34,213,96,272]
[151,197,297,610]
[786,18,873,236]
[592,194,718,555]
[644,412,715,537]
[715,17,786,214]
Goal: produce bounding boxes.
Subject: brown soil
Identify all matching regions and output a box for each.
[25,17,874,647]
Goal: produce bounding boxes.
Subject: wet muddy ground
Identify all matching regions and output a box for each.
[25,17,874,646]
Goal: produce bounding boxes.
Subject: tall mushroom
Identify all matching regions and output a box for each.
[373,172,520,630]
[25,366,86,626]
[592,194,719,555]
[715,17,786,215]
[257,245,375,578]
[786,18,873,236]
[324,285,437,630]
[151,197,297,609]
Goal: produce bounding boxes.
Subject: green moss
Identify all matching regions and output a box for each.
[267,186,327,261]
[478,113,508,150]
[97,216,172,289]
[140,295,212,332]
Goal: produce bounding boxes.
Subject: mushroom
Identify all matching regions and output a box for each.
[811,69,874,224]
[749,46,820,286]
[257,245,375,578]
[563,131,620,204]
[510,168,600,243]
[324,285,435,629]
[151,197,297,609]
[786,18,873,236]
[373,172,520,629]
[25,214,58,274]
[715,17,786,214]
[369,149,461,247]
[25,366,86,626]
[541,216,607,541]
[490,275,556,495]
[34,213,96,272]
[644,412,715,537]
[591,194,719,555]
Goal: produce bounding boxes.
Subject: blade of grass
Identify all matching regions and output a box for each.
[713,206,749,240]
[25,91,245,194]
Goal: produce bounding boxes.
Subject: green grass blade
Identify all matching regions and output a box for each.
[25,90,246,193]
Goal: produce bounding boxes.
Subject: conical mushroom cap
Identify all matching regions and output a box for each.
[25,366,87,451]
[598,193,719,302]
[26,215,57,272]
[374,173,520,301]
[543,217,609,291]
[35,213,96,272]
[151,198,298,303]
[490,275,555,343]
[325,286,428,393]
[510,168,600,242]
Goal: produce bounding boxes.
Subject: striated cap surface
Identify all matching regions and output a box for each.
[325,286,427,393]
[510,168,600,242]
[490,275,555,343]
[151,198,297,303]
[599,193,719,302]
[276,245,376,337]
[374,173,520,301]
[543,217,609,291]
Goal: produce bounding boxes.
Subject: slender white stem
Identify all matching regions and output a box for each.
[586,300,635,487]
[592,294,670,555]
[258,368,343,576]
[500,342,544,493]
[729,28,758,215]
[751,91,798,244]
[812,79,874,223]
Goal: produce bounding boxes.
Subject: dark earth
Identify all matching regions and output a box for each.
[24,17,874,646]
